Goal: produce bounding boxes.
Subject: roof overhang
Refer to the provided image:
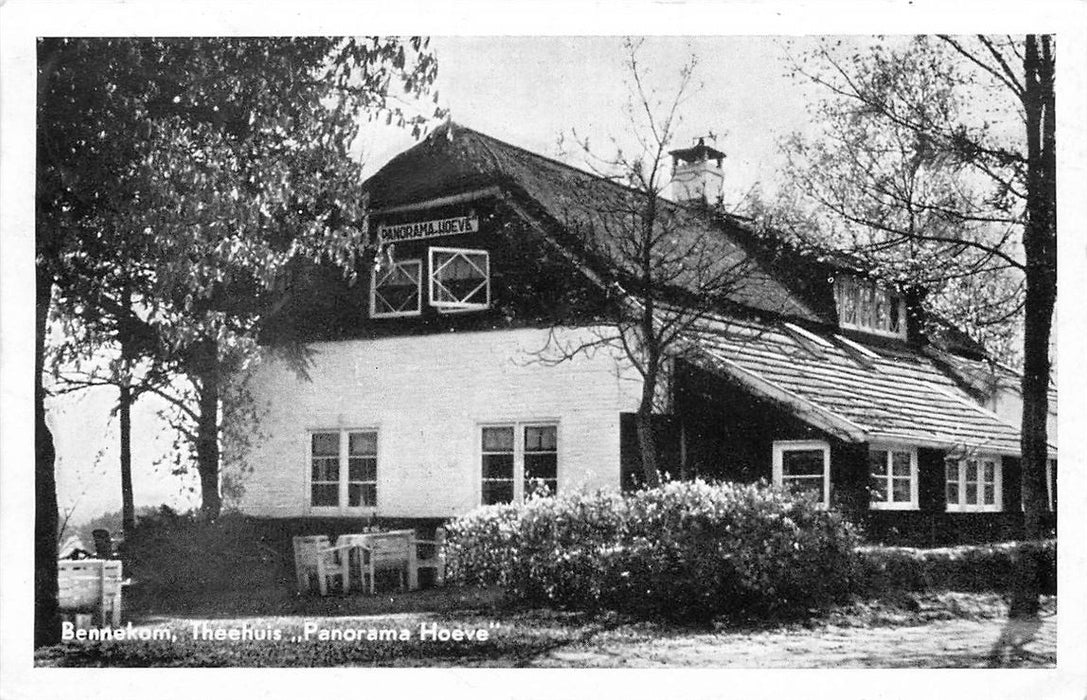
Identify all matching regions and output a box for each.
[690,346,1056,459]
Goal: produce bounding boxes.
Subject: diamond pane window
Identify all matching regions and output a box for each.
[371,260,422,317]
[429,247,490,310]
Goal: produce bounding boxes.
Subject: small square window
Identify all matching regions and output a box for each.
[869,446,918,510]
[773,441,830,508]
[371,260,422,318]
[481,423,559,505]
[430,247,490,311]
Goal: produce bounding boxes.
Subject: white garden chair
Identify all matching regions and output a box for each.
[340,530,414,595]
[409,528,446,590]
[292,535,353,595]
[58,559,127,627]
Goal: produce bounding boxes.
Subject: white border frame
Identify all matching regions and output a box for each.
[370,258,423,318]
[305,428,380,516]
[478,420,561,505]
[772,439,831,509]
[945,454,1003,513]
[428,246,491,311]
[833,275,909,340]
[868,444,920,511]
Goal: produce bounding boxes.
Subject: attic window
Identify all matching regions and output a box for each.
[429,247,490,311]
[371,260,422,318]
[833,275,906,339]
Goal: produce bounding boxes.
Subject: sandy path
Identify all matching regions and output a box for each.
[531,613,1057,668]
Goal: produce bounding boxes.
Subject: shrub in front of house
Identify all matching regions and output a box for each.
[124,507,288,598]
[855,539,1057,595]
[445,479,860,620]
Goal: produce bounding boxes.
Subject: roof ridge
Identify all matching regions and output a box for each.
[448,121,717,217]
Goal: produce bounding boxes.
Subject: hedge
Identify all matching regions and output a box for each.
[855,539,1057,595]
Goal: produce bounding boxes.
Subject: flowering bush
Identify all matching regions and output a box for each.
[445,480,860,620]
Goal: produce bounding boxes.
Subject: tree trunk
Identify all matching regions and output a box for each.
[1010,34,1057,619]
[119,381,135,536]
[35,269,60,647]
[194,343,222,520]
[119,285,136,536]
[636,373,661,488]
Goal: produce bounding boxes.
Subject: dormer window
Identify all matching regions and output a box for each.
[833,275,906,339]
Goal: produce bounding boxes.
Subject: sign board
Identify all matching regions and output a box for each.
[377,215,479,243]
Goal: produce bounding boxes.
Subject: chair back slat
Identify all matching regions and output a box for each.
[58,560,123,609]
[293,535,333,568]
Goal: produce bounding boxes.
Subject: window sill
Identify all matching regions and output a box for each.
[306,507,379,516]
[945,505,1003,514]
[869,502,919,511]
[371,311,422,319]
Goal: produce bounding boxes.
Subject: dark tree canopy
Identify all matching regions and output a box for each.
[35,36,443,646]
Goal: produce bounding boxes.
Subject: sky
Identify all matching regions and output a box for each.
[358,36,819,202]
[51,36,830,526]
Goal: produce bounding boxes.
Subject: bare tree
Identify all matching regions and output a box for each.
[543,39,767,487]
[778,34,1055,615]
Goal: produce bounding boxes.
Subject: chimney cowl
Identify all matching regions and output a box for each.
[668,134,726,205]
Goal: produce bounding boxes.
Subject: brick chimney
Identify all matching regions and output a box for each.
[668,136,725,205]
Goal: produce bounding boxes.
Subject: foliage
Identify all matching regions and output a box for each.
[445,479,860,621]
[767,36,1038,365]
[38,37,445,520]
[123,507,290,596]
[855,540,1056,595]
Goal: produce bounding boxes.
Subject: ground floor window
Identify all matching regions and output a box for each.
[481,423,558,505]
[945,455,1002,512]
[309,429,378,511]
[869,446,918,510]
[772,440,830,508]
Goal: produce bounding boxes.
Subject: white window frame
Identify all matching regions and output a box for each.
[945,455,1002,513]
[429,247,490,311]
[868,444,919,511]
[834,275,907,340]
[772,440,831,509]
[307,429,379,514]
[370,259,422,318]
[479,421,559,505]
